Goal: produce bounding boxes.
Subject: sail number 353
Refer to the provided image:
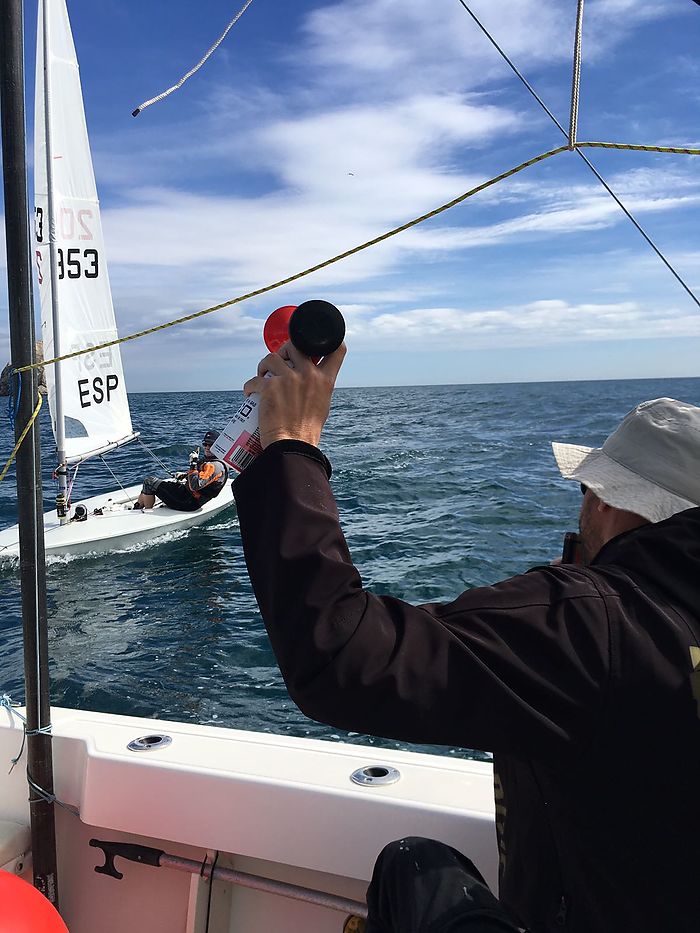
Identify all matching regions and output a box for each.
[35,206,100,282]
[57,247,99,279]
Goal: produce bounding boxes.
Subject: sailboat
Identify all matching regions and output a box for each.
[0,0,233,559]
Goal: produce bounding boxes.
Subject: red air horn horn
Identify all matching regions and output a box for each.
[212,300,345,473]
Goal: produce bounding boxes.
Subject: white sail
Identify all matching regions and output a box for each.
[35,0,136,464]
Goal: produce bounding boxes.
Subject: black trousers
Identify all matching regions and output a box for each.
[365,838,523,933]
[144,478,200,512]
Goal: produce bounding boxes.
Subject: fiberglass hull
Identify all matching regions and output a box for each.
[0,482,235,559]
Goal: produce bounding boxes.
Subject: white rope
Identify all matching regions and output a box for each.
[99,455,136,504]
[1,694,28,772]
[132,0,256,116]
[137,437,177,477]
[1,697,74,814]
[568,0,585,148]
[1,693,26,723]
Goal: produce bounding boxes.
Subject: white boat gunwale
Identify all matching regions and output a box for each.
[0,707,498,896]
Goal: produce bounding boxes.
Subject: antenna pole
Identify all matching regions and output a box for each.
[0,0,60,908]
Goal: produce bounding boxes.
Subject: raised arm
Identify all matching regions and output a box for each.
[233,443,610,756]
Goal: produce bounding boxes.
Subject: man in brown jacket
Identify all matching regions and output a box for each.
[233,340,700,933]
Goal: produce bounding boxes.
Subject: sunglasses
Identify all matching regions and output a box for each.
[580,483,588,495]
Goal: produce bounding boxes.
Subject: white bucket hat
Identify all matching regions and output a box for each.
[552,397,700,524]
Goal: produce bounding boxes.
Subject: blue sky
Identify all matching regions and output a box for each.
[1,0,699,390]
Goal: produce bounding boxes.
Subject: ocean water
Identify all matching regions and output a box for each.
[1,376,698,760]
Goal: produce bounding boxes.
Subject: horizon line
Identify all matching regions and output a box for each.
[126,373,700,394]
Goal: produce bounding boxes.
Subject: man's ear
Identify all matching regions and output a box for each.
[595,498,613,514]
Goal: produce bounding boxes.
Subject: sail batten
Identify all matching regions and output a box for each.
[35,0,134,465]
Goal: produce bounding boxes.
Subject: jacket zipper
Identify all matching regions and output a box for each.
[554,895,568,926]
[525,761,570,930]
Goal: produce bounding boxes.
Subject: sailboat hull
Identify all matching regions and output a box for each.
[0,482,235,559]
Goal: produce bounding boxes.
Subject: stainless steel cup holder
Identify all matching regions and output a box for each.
[350,765,401,787]
[127,734,172,752]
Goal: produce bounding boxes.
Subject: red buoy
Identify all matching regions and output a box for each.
[0,871,68,931]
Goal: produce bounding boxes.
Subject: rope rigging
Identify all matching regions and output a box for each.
[0,386,42,483]
[4,1,700,473]
[132,0,256,116]
[568,0,586,148]
[14,138,700,380]
[455,0,699,310]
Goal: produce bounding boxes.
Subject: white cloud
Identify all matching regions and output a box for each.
[303,0,680,93]
[255,95,520,190]
[344,298,700,351]
[304,1,569,94]
[584,0,680,57]
[101,159,700,290]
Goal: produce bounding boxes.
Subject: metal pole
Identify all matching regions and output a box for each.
[40,0,68,522]
[161,854,369,919]
[89,839,368,919]
[0,0,60,908]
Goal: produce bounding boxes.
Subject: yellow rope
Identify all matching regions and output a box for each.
[17,144,572,374]
[5,135,700,469]
[578,142,700,155]
[13,138,700,380]
[0,393,43,483]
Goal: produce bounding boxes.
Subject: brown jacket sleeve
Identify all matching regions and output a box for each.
[233,441,612,756]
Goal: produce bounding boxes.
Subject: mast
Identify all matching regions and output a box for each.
[40,0,68,522]
[35,0,138,474]
[0,0,60,907]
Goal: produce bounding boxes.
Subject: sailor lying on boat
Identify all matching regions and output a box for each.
[232,340,700,933]
[134,429,228,511]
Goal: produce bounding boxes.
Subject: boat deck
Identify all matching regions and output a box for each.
[1,707,497,932]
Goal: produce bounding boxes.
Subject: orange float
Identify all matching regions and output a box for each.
[0,870,68,931]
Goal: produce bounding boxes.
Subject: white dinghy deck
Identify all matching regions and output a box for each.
[0,482,235,559]
[0,708,496,933]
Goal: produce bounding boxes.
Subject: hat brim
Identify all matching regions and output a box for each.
[551,442,697,524]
